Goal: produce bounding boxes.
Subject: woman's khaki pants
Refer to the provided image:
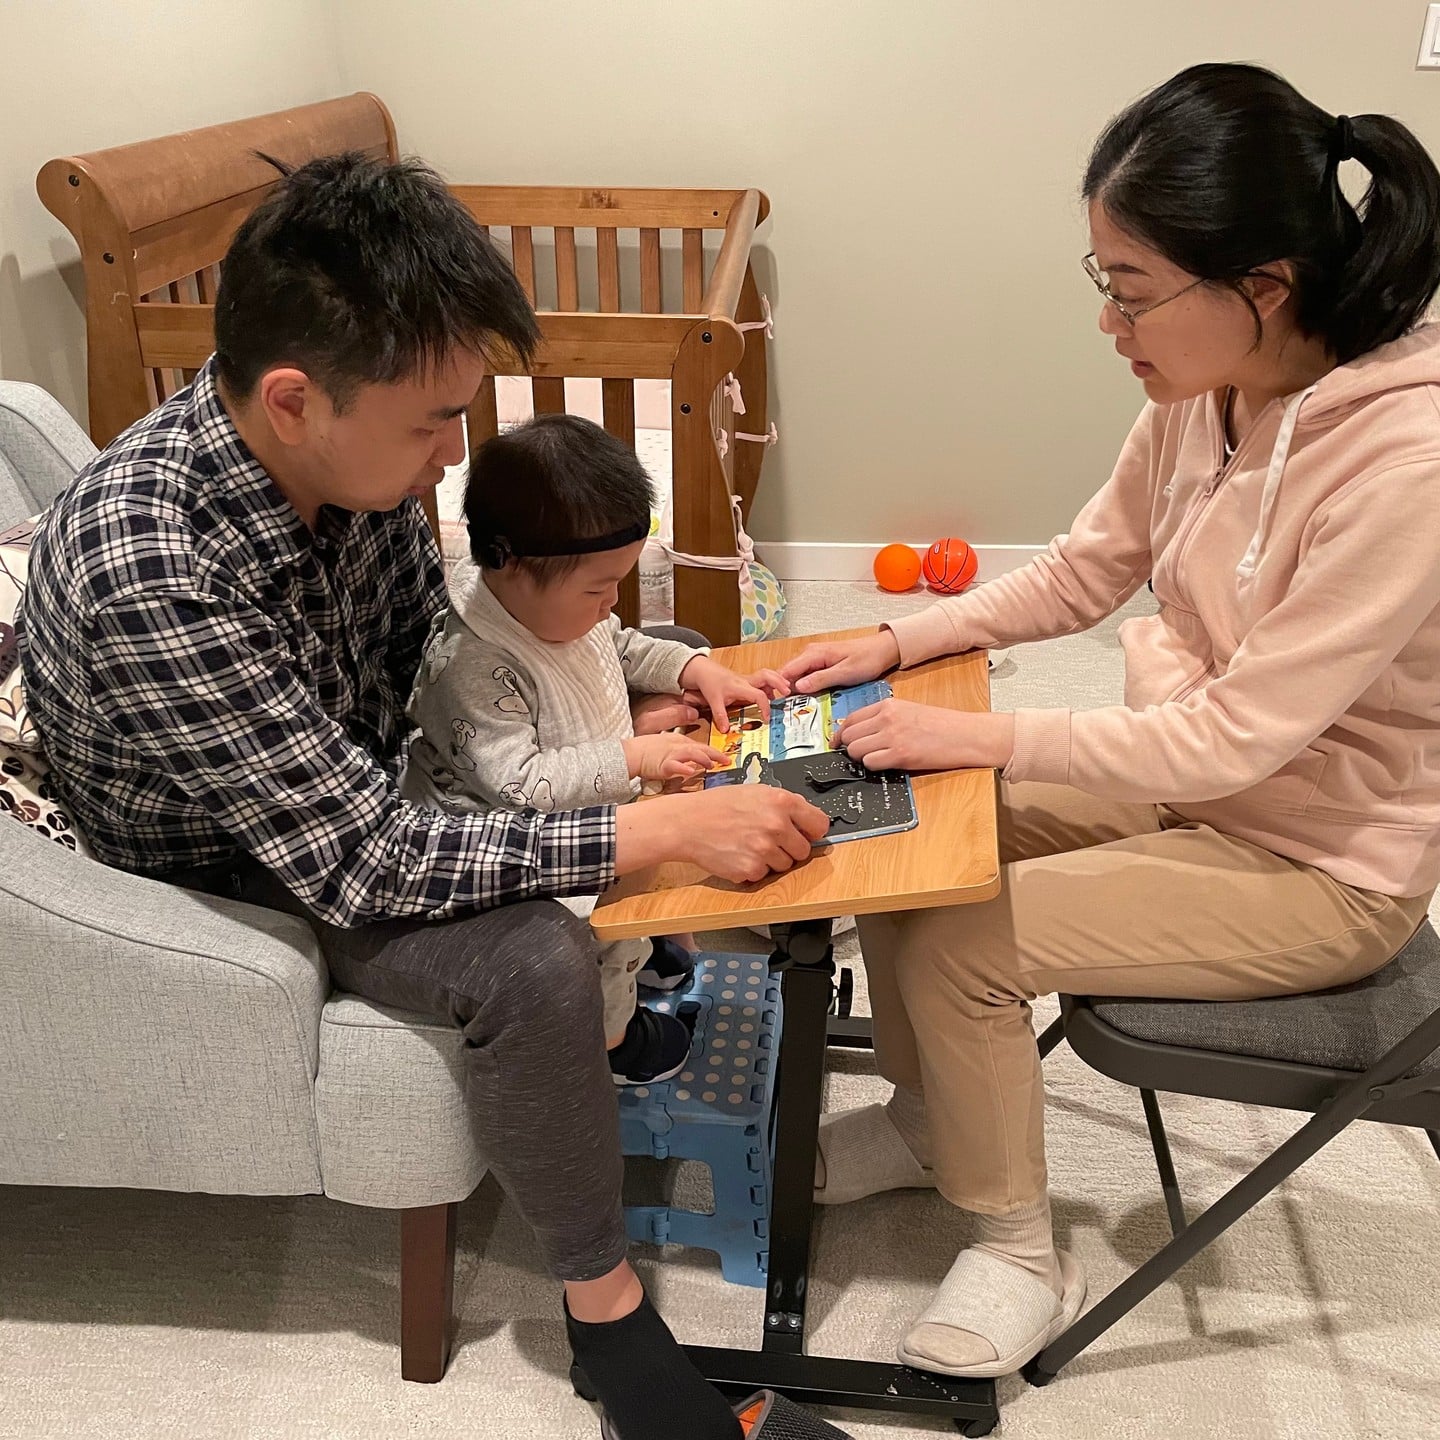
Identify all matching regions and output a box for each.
[855,780,1431,1215]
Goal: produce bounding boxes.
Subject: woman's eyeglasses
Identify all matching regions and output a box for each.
[1081,253,1207,326]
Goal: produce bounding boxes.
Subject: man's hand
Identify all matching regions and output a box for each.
[837,698,1016,772]
[679,655,789,732]
[614,785,832,883]
[630,691,702,736]
[622,732,728,782]
[778,630,901,695]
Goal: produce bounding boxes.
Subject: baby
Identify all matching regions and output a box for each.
[403,413,785,1084]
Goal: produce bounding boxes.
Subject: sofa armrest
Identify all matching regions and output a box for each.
[0,818,328,1194]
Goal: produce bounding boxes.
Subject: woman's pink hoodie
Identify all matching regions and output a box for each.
[889,324,1440,897]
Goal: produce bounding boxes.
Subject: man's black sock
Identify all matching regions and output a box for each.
[565,1292,741,1440]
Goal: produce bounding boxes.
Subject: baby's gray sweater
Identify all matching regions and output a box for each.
[402,557,702,817]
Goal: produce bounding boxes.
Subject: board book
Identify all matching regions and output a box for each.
[703,681,918,846]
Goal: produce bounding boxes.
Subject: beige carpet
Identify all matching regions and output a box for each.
[3,583,1438,1440]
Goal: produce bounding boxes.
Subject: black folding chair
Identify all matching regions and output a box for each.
[1025,919,1440,1386]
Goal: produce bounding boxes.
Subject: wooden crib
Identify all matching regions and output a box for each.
[37,92,773,643]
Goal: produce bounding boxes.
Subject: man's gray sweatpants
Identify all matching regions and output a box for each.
[174,857,627,1283]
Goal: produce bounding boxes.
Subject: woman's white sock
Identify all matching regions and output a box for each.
[813,1087,934,1204]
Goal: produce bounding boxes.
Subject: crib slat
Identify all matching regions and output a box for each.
[142,288,165,401]
[467,375,500,456]
[597,228,621,313]
[174,275,200,383]
[512,225,561,414]
[151,282,186,394]
[601,377,635,447]
[603,376,639,625]
[512,226,537,304]
[195,265,218,304]
[555,226,579,310]
[682,229,703,311]
[596,229,635,621]
[596,229,633,512]
[532,378,566,414]
[640,228,662,312]
[533,225,579,415]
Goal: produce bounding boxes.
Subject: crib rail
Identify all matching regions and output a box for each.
[39,100,774,643]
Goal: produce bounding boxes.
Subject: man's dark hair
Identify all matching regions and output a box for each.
[1084,63,1440,364]
[213,152,540,407]
[466,414,654,585]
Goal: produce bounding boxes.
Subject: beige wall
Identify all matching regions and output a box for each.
[3,4,1436,545]
[0,0,342,423]
[335,0,1440,545]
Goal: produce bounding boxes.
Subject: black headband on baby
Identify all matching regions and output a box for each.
[476,518,649,570]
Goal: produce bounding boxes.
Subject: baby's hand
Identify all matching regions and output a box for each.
[679,655,792,732]
[623,732,729,782]
[745,668,792,701]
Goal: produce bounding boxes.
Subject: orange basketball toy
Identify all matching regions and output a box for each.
[872,543,922,593]
[922,537,977,595]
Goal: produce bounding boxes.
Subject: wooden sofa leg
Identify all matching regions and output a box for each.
[400,1201,457,1382]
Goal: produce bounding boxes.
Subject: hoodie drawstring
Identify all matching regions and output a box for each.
[1236,383,1319,592]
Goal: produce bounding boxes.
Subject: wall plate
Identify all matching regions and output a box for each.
[1419,3,1440,69]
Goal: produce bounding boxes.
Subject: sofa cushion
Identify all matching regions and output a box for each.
[315,994,486,1208]
[0,518,91,855]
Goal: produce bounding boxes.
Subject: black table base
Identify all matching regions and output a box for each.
[683,920,999,1436]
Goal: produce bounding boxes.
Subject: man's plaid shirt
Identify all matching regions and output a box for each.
[17,360,616,926]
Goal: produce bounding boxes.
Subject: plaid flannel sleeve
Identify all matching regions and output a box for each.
[85,586,616,926]
[384,500,450,711]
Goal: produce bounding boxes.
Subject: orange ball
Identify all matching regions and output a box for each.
[922,537,978,595]
[873,543,922,593]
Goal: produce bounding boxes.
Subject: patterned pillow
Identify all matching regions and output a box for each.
[0,516,91,854]
[0,746,86,853]
[0,518,36,750]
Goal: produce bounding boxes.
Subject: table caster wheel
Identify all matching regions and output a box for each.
[1021,1356,1055,1387]
[957,1419,997,1437]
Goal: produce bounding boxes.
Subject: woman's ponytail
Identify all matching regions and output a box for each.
[1320,112,1440,362]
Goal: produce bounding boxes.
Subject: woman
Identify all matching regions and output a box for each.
[781,62,1440,1379]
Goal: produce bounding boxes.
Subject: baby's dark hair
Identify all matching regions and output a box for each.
[465,413,655,585]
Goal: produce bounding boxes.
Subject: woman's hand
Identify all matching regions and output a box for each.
[778,630,901,695]
[622,732,728,782]
[837,698,1016,772]
[679,655,787,732]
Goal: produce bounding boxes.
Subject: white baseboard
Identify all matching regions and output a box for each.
[754,542,1045,583]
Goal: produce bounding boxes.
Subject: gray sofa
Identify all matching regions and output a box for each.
[0,381,480,1381]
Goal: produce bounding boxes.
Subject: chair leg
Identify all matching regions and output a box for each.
[1036,1015,1066,1059]
[1430,1131,1440,1163]
[400,1201,458,1383]
[1024,1085,1366,1387]
[1140,1090,1187,1238]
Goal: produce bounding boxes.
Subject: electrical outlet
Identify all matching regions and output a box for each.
[1419,3,1440,68]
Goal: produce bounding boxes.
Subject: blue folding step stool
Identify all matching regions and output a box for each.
[618,951,782,1287]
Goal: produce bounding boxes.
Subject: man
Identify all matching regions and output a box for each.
[19,153,838,1440]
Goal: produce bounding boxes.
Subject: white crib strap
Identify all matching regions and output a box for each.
[736,294,774,336]
[723,373,746,416]
[735,423,778,445]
